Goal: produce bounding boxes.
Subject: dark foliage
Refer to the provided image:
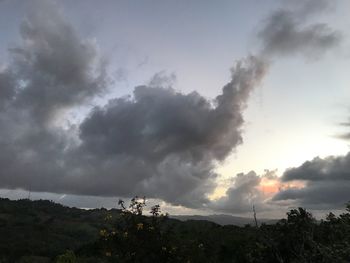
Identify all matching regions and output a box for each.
[0,198,349,262]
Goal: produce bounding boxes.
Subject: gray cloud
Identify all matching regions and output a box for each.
[0,1,107,196]
[273,153,350,209]
[258,0,341,58]
[0,1,268,209]
[338,133,350,140]
[282,154,350,182]
[209,170,279,214]
[210,171,266,213]
[80,56,267,163]
[273,182,350,210]
[336,120,350,140]
[8,0,107,124]
[71,56,267,207]
[0,55,267,207]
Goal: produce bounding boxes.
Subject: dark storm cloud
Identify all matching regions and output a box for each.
[8,0,107,123]
[282,154,350,182]
[80,56,267,163]
[258,0,341,58]
[273,153,350,209]
[273,182,350,209]
[0,1,107,196]
[73,56,268,207]
[0,55,268,208]
[0,1,269,208]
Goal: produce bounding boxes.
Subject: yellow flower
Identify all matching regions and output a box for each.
[136,223,144,230]
[99,229,108,237]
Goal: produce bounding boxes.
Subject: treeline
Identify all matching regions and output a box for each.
[0,197,349,262]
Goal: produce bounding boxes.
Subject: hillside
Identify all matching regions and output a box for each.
[0,198,349,263]
[172,214,277,226]
[0,198,121,262]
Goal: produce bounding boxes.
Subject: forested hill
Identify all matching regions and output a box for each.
[171,214,278,226]
[0,198,121,262]
[0,198,349,262]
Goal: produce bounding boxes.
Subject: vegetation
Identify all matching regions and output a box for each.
[0,197,349,262]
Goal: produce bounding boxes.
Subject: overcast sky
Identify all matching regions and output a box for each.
[0,0,350,218]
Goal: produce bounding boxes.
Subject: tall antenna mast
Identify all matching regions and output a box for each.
[253,204,258,228]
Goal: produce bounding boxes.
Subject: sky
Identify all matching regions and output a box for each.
[0,0,350,218]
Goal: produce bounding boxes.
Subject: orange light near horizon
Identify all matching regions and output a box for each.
[279,180,306,191]
[257,177,280,196]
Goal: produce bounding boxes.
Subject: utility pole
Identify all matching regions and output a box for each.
[253,204,258,227]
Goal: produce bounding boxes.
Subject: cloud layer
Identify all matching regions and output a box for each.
[258,0,341,58]
[0,1,268,209]
[0,0,347,215]
[273,153,350,209]
[210,171,272,213]
[0,1,107,197]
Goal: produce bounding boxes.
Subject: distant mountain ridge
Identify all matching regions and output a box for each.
[171,214,278,226]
